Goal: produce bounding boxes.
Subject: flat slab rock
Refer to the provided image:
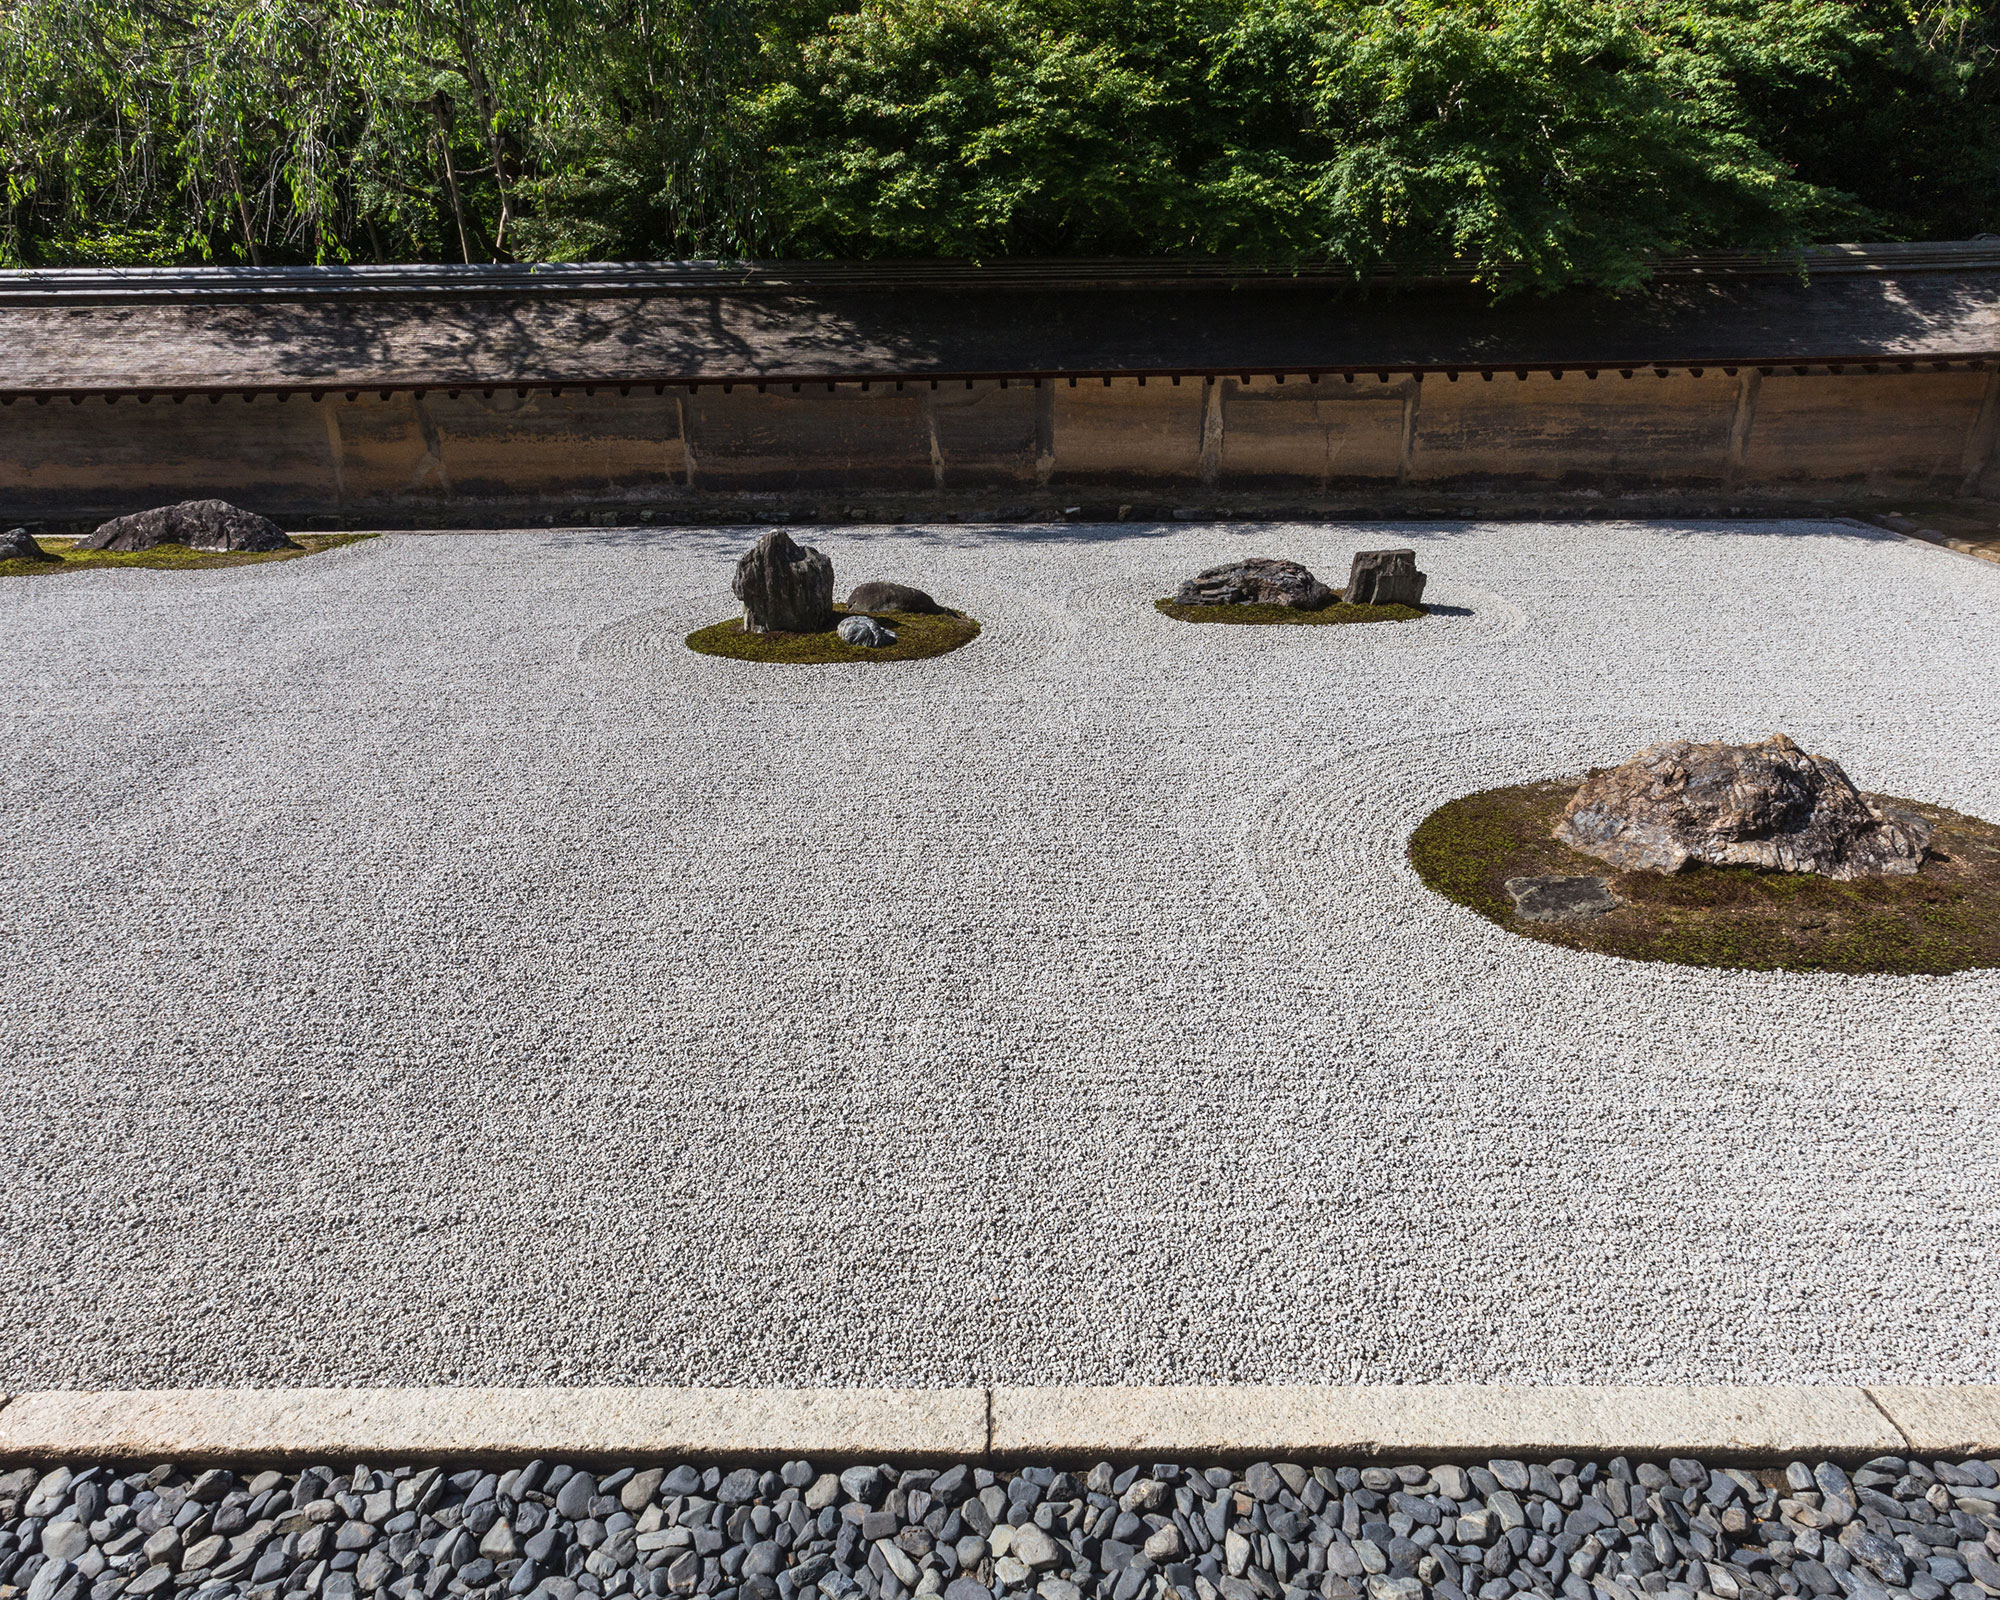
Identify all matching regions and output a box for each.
[1504,874,1622,922]
[79,499,298,553]
[1175,558,1333,609]
[1556,733,1933,880]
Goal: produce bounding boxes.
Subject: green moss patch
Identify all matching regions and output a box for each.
[1408,777,2000,975]
[686,606,981,663]
[1155,598,1426,626]
[0,532,375,579]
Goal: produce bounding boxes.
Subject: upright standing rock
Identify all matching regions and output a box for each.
[1344,549,1427,606]
[733,530,836,633]
[79,499,299,553]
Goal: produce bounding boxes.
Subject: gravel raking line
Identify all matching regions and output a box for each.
[0,519,1996,1390]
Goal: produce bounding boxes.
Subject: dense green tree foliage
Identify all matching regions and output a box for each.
[2,0,1995,285]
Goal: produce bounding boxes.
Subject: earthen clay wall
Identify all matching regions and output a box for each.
[5,367,1997,520]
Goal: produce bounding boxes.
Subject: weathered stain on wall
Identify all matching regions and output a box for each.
[1,367,1992,519]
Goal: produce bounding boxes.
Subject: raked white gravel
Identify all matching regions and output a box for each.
[1,518,1996,1390]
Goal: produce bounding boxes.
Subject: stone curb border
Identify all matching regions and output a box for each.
[1860,512,2000,567]
[0,1387,1996,1467]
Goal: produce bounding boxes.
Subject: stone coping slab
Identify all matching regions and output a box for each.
[0,1388,988,1465]
[1,1386,1996,1465]
[988,1386,1914,1461]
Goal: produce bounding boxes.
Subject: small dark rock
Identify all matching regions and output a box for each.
[78,499,298,554]
[836,615,897,648]
[555,1475,597,1522]
[0,527,58,564]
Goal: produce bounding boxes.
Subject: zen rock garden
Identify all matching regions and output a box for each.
[1409,733,2000,975]
[686,530,979,662]
[1158,552,1428,624]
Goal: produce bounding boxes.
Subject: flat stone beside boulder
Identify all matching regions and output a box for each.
[80,499,298,554]
[1,527,57,563]
[1504,874,1622,922]
[1175,558,1334,610]
[846,580,944,615]
[1344,548,1427,606]
[1556,734,1933,879]
[734,531,835,633]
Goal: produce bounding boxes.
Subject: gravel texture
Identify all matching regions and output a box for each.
[2,1453,1999,1600]
[1,519,1997,1388]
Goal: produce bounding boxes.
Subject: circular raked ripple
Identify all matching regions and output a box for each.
[0,518,1996,1390]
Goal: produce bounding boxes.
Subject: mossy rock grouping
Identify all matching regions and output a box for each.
[1158,550,1429,625]
[0,532,373,579]
[686,606,981,663]
[1409,777,2000,975]
[1154,597,1427,626]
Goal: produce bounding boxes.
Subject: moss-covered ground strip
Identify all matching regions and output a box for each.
[685,605,981,663]
[0,532,375,578]
[1154,597,1426,625]
[1408,777,2000,974]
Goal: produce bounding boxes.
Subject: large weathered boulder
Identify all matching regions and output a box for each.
[1555,734,1933,879]
[79,499,298,553]
[733,530,835,633]
[846,580,944,615]
[1175,557,1334,609]
[1,527,58,563]
[1344,548,1427,606]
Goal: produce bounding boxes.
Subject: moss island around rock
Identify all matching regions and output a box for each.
[686,606,981,663]
[0,532,374,579]
[1409,776,2000,975]
[1154,598,1427,626]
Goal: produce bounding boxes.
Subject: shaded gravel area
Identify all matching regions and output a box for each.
[4,1455,1999,1600]
[2,520,1998,1387]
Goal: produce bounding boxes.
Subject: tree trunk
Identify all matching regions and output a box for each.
[451,12,514,255]
[222,147,264,266]
[431,92,477,263]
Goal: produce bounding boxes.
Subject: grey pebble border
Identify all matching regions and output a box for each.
[3,1448,1999,1600]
